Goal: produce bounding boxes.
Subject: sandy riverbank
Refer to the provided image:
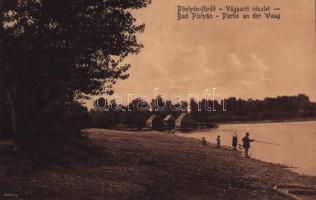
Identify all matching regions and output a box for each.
[0,129,315,199]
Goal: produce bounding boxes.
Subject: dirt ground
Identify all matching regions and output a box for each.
[0,129,316,200]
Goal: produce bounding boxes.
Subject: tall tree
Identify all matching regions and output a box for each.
[0,0,150,137]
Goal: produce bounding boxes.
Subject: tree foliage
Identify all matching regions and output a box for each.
[0,0,150,136]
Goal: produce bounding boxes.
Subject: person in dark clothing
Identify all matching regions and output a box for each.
[232,132,238,150]
[242,132,255,157]
[216,135,221,148]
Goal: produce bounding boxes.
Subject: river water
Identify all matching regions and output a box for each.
[177,121,316,176]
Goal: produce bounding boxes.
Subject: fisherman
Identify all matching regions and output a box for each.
[242,132,255,157]
[232,132,238,150]
[216,135,221,148]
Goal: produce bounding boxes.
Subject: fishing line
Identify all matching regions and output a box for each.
[255,140,280,146]
[254,140,290,150]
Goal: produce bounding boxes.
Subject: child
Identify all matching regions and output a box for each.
[232,133,238,150]
[216,135,221,148]
[201,137,207,145]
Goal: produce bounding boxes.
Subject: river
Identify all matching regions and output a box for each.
[177,121,316,176]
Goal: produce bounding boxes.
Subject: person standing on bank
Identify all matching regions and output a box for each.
[242,132,255,157]
[216,135,221,148]
[232,132,238,150]
[201,137,207,146]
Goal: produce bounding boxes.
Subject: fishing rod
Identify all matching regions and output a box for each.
[238,140,283,148]
[254,140,281,146]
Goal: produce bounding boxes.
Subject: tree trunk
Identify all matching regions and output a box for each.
[0,95,3,136]
[4,88,17,138]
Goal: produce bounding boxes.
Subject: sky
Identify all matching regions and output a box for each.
[89,0,316,107]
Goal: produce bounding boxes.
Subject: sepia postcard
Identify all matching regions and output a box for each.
[0,0,316,199]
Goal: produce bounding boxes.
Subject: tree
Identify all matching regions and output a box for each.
[0,0,151,138]
[126,98,150,129]
[151,95,167,118]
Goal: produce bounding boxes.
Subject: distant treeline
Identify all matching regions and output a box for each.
[89,94,316,129]
[193,94,316,122]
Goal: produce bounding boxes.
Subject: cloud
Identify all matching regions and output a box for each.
[248,53,269,81]
[228,54,243,71]
[170,45,213,74]
[130,51,271,95]
[218,53,270,86]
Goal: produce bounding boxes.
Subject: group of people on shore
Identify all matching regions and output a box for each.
[203,131,255,157]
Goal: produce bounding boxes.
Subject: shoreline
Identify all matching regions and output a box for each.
[1,129,315,199]
[105,118,316,133]
[177,126,316,177]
